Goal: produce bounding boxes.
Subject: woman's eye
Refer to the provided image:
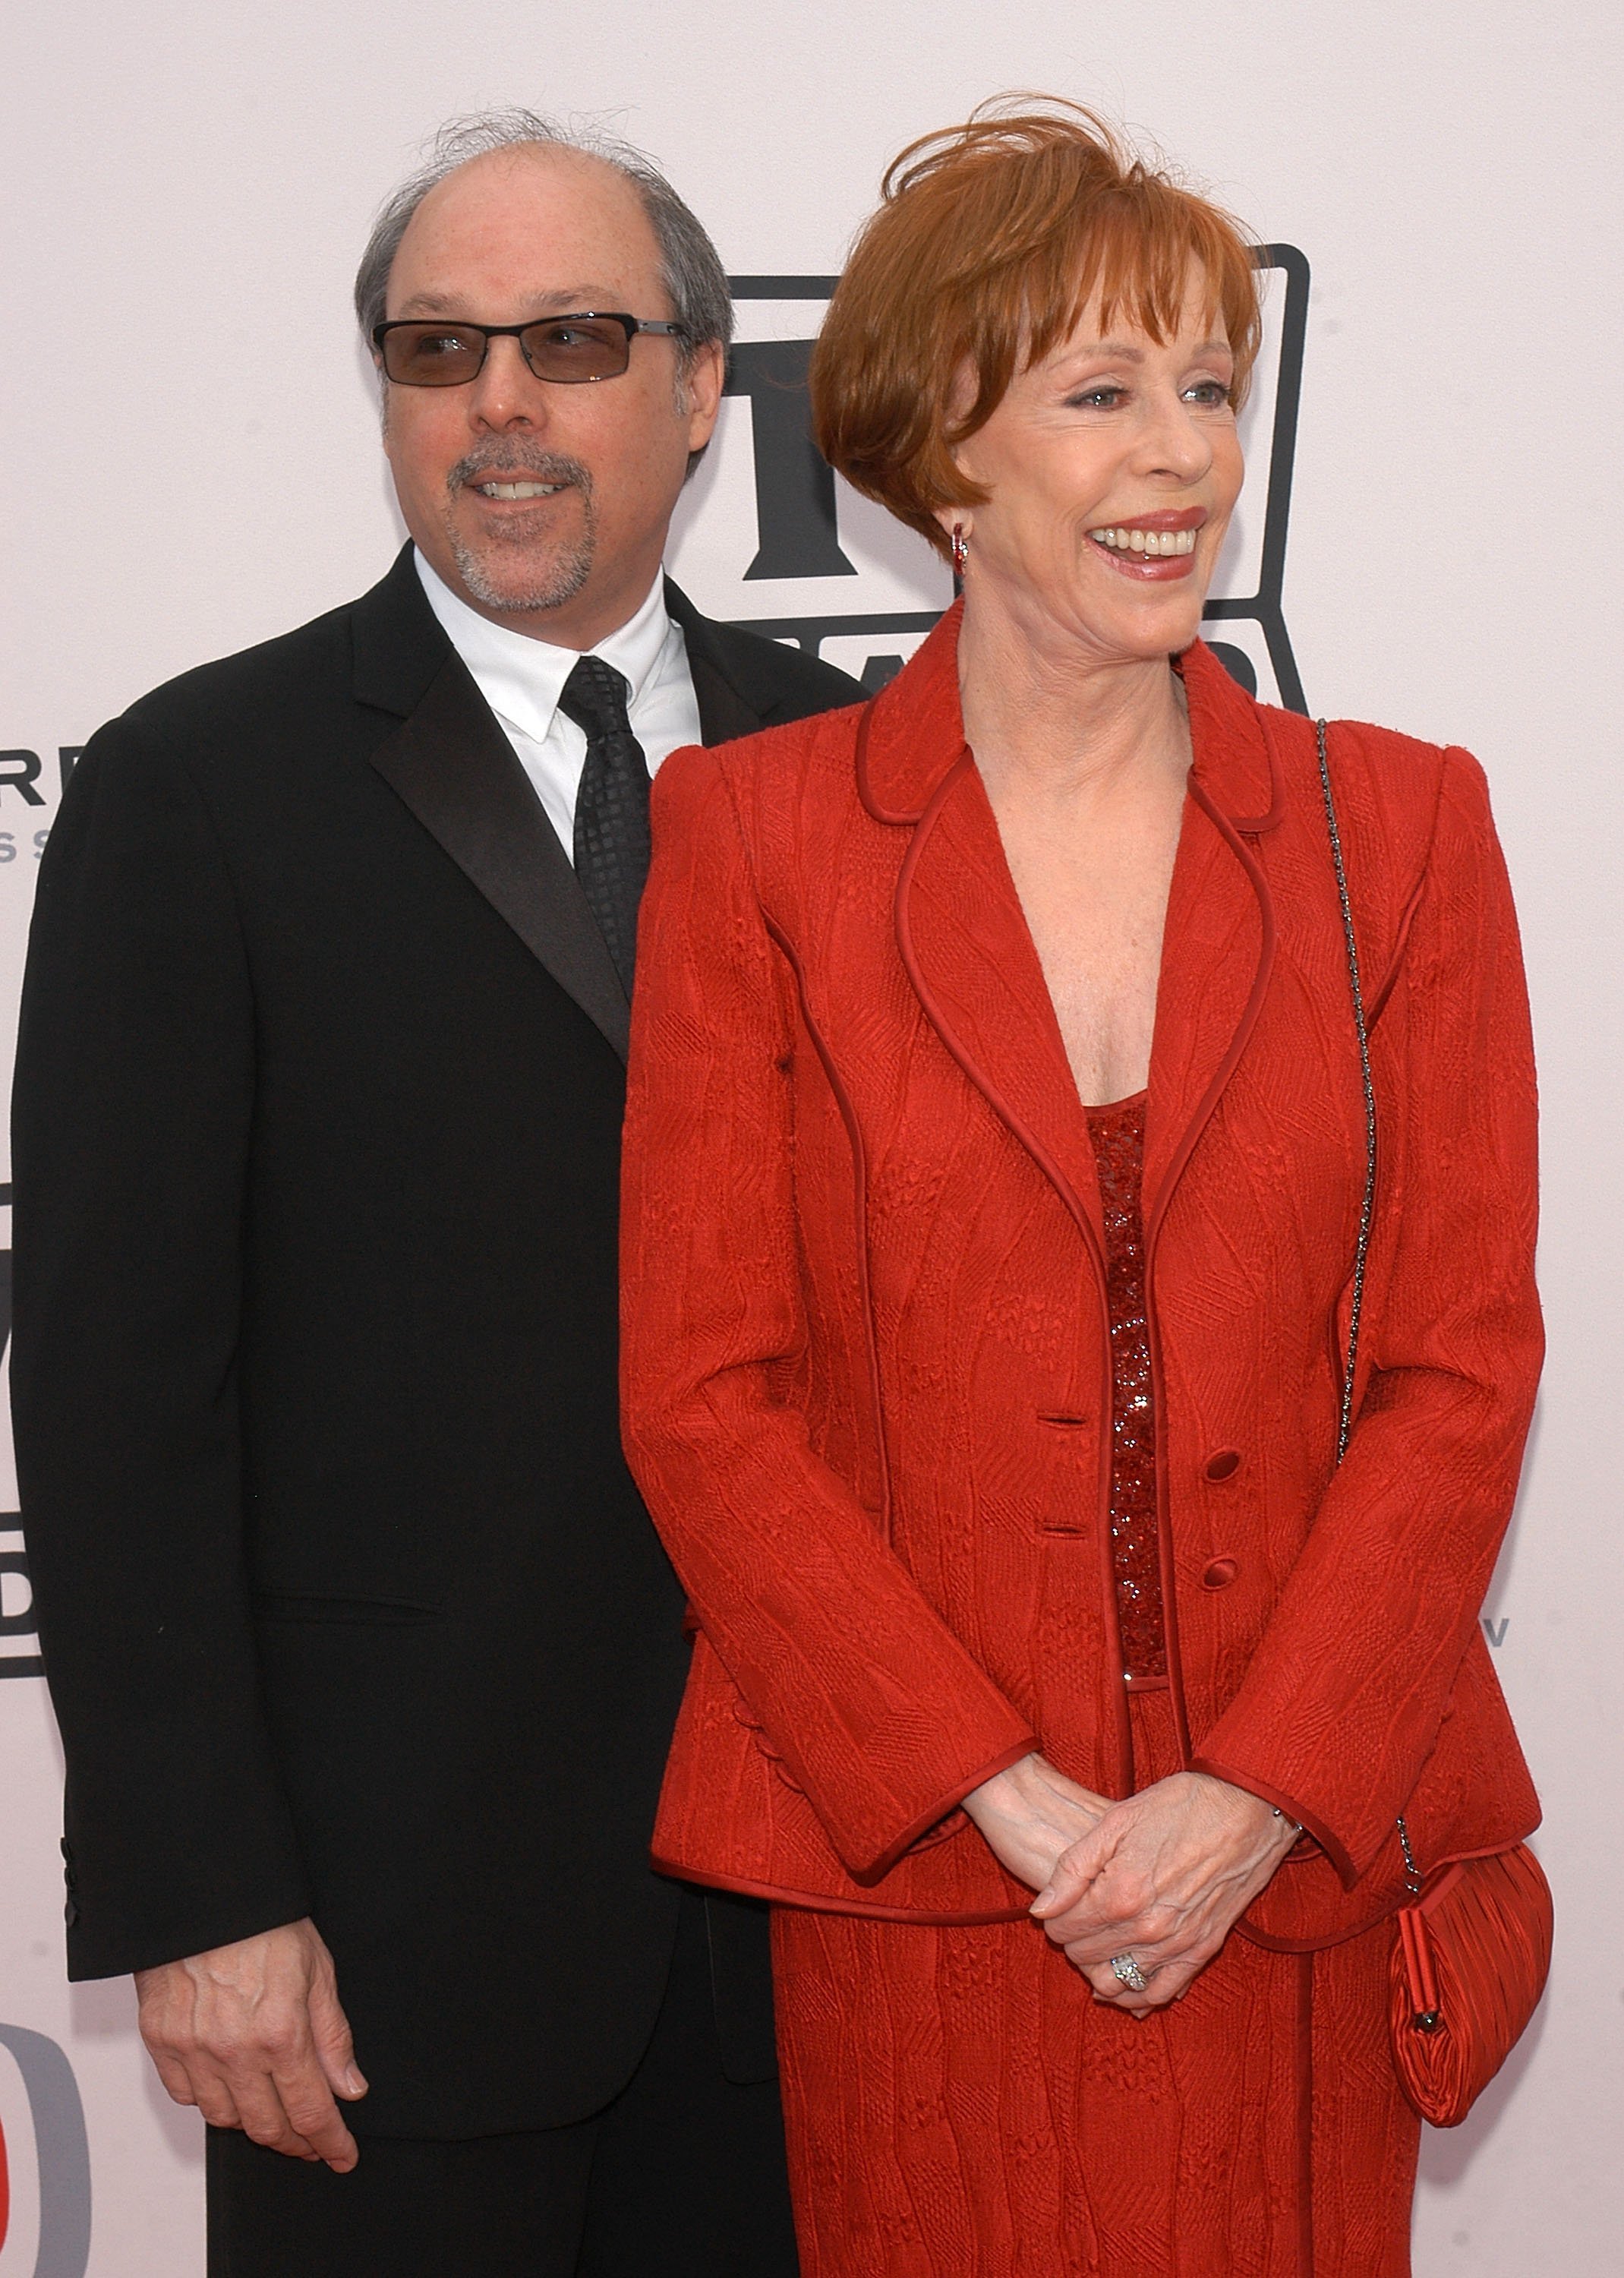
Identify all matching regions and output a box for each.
[1184,380,1232,407]
[1071,386,1126,410]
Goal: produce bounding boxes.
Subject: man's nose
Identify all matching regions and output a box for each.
[465,335,550,429]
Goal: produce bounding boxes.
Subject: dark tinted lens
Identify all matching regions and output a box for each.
[383,324,487,385]
[520,317,632,383]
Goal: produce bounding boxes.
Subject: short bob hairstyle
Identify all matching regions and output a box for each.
[809,99,1262,560]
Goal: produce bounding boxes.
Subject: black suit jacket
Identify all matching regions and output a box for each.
[11,545,861,2137]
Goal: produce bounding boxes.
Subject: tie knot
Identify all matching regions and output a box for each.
[558,653,634,741]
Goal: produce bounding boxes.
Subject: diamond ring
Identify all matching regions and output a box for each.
[1109,1952,1149,1993]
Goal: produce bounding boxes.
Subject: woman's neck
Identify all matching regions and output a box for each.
[954,585,1190,804]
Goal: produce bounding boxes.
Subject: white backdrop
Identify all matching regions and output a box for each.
[2,3,1621,2270]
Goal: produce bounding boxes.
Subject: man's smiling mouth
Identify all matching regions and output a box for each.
[471,479,566,500]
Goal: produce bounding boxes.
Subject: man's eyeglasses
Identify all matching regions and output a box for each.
[372,313,686,388]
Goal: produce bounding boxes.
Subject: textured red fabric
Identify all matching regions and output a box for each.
[773,1695,1421,2275]
[620,607,1543,1948]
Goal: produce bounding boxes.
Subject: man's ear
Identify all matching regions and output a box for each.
[682,339,726,453]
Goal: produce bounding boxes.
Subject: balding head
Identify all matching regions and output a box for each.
[355,111,733,364]
[366,112,728,648]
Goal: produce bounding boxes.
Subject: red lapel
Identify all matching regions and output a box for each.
[1142,642,1282,1255]
[862,609,1283,1260]
[866,608,1105,1253]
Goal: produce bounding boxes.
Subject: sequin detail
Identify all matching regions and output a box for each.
[1086,1092,1166,1680]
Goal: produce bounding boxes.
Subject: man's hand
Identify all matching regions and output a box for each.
[1029,1772,1299,2014]
[963,1752,1113,1890]
[134,1917,367,2168]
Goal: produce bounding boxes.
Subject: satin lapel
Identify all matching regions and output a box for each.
[663,579,767,746]
[370,651,631,1061]
[897,751,1105,1251]
[687,645,761,746]
[1141,727,1278,1254]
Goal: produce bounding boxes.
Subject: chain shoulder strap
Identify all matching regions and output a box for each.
[1315,721,1419,1889]
[1314,718,1378,1463]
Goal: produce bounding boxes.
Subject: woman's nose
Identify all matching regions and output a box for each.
[1135,390,1212,482]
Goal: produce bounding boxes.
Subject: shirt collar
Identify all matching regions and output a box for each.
[412,547,673,746]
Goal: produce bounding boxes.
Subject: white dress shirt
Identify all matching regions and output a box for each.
[413,549,703,863]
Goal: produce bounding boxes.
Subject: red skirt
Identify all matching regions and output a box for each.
[771,1695,1419,2276]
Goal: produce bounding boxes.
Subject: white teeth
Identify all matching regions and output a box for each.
[477,481,561,500]
[1088,525,1197,557]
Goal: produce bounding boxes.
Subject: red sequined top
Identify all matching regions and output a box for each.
[1085,1093,1167,1682]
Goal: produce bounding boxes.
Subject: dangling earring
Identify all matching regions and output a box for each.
[950,524,969,578]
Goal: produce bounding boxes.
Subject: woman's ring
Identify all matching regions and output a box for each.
[1109,1953,1149,1993]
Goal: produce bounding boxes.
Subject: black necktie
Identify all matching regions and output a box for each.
[559,655,651,995]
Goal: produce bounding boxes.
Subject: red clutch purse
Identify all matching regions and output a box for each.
[1316,724,1554,2130]
[1388,1843,1553,2127]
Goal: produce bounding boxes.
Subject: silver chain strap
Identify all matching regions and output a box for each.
[1315,721,1417,1888]
[1314,718,1378,1466]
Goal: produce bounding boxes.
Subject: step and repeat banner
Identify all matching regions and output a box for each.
[2,3,1619,2270]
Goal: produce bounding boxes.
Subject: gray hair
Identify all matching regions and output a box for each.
[353,109,734,362]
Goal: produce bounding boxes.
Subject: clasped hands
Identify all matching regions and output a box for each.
[963,1751,1298,2016]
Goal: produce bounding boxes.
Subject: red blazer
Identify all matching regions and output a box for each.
[620,608,1542,1947]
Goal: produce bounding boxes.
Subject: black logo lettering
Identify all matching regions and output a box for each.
[0,751,47,807]
[724,337,856,582]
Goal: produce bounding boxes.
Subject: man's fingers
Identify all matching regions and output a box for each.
[182,2069,251,2137]
[228,2071,322,2162]
[308,1977,367,2102]
[270,2062,359,2171]
[142,2042,244,2131]
[147,2050,200,2109]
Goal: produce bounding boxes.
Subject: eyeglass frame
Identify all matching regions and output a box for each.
[371,312,689,387]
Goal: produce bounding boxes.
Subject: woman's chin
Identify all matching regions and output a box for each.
[1063,593,1212,664]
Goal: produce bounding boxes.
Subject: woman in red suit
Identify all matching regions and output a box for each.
[620,103,1542,2276]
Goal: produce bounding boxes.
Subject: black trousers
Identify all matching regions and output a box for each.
[207,1892,800,2276]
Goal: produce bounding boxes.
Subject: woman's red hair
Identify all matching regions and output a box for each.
[809,99,1262,558]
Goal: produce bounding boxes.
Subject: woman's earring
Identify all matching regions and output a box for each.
[951,524,969,578]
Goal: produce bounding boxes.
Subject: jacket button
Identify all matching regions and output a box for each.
[1201,1557,1239,1590]
[1204,1449,1242,1481]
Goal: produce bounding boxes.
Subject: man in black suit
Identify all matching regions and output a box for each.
[12,110,857,2276]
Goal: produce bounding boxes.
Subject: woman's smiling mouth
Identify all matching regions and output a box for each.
[1086,509,1207,579]
[1089,525,1195,556]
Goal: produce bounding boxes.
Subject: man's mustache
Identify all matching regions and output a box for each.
[446,443,594,499]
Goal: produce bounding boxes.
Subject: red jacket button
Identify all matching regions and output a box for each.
[1204,1449,1242,1481]
[1201,1557,1239,1589]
